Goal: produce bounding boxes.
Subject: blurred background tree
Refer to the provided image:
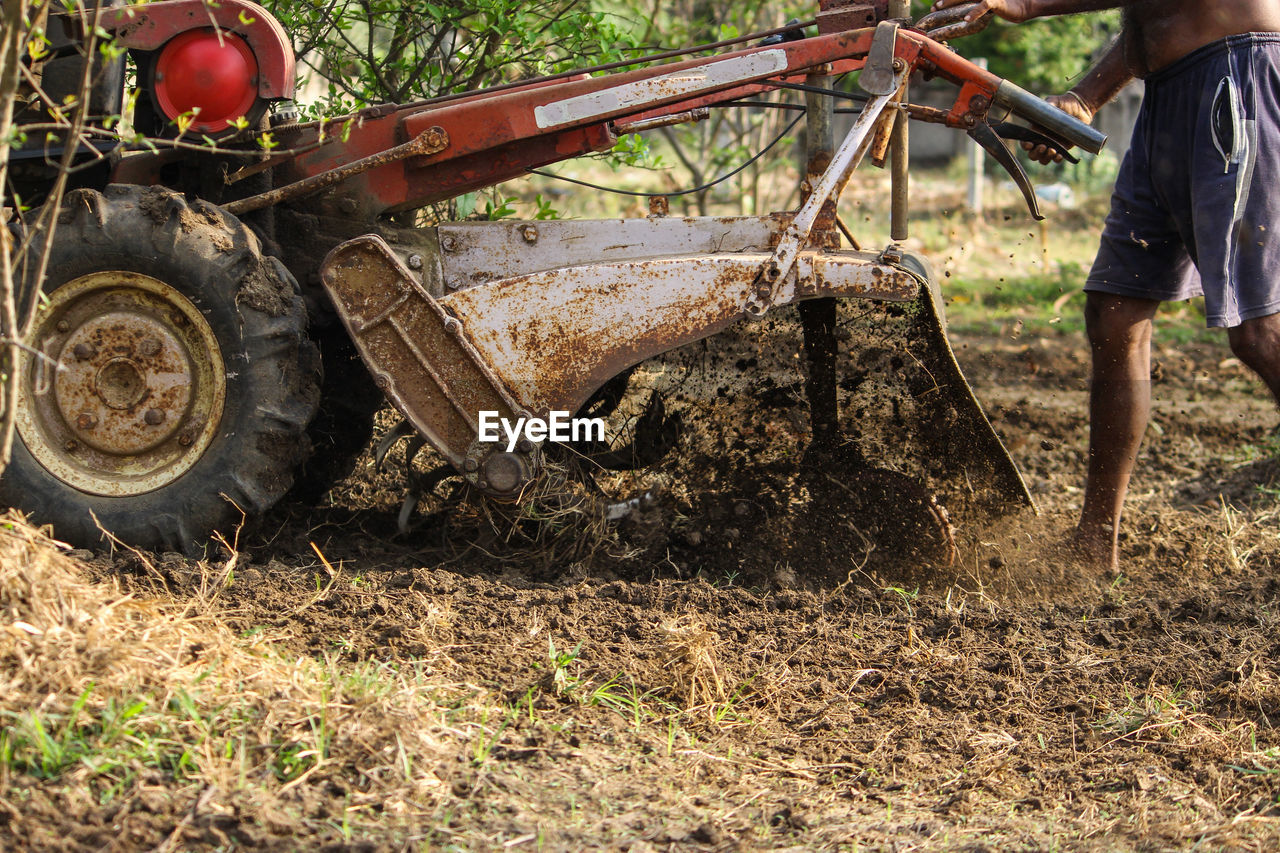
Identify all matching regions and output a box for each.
[941,4,1122,93]
[262,0,646,115]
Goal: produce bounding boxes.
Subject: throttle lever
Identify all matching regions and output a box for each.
[992,121,1080,164]
[968,121,1043,221]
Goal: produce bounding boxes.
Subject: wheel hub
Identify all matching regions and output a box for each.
[17,271,226,496]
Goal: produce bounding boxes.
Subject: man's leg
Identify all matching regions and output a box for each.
[1227,313,1280,405]
[1075,291,1161,570]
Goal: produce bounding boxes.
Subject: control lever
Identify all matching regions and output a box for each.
[913,3,993,41]
[992,121,1080,164]
[968,120,1043,221]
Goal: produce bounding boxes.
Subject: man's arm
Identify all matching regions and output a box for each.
[932,0,1128,24]
[1066,36,1133,116]
[1026,38,1132,163]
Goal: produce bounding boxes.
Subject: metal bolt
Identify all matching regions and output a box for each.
[443,317,462,334]
[755,285,772,301]
[56,320,70,333]
[477,479,488,490]
[73,342,97,361]
[891,58,907,72]
[440,235,459,252]
[407,253,424,270]
[63,439,78,452]
[520,224,538,244]
[75,413,97,431]
[144,408,165,426]
[139,338,162,357]
[338,198,358,215]
[463,458,479,472]
[178,432,194,447]
[171,313,187,326]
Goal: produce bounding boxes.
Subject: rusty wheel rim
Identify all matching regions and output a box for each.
[16,271,226,496]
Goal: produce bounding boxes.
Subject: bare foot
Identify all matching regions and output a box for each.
[1061,526,1119,573]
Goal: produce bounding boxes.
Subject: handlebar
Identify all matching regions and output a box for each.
[993,80,1108,155]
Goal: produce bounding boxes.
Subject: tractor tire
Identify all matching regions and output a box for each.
[286,327,383,504]
[0,185,320,554]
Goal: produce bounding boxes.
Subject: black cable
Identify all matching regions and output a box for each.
[529,113,803,198]
[767,80,871,102]
[721,100,867,114]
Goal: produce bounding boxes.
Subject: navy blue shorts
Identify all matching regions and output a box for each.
[1086,34,1280,328]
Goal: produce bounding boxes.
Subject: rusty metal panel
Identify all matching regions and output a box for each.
[319,237,524,467]
[434,216,789,291]
[442,250,916,416]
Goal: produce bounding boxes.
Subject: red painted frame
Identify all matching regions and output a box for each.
[264,27,998,219]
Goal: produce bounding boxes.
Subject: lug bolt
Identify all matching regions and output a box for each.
[76,413,97,430]
[139,338,162,357]
[56,320,71,333]
[178,432,194,447]
[72,342,96,361]
[63,439,78,452]
[463,458,479,472]
[144,408,165,426]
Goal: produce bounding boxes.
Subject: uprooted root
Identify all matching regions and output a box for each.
[449,462,633,574]
[659,616,727,715]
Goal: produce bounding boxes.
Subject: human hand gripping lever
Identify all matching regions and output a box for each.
[938,39,1107,217]
[923,1,1118,170]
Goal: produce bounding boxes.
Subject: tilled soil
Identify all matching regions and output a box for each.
[16,320,1280,851]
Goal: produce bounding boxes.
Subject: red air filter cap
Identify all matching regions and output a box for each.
[154,29,259,133]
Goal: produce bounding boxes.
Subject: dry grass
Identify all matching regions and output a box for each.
[0,512,486,849]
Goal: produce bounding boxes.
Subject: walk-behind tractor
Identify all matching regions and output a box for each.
[3,0,1105,554]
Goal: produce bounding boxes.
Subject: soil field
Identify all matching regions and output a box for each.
[5,302,1280,851]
